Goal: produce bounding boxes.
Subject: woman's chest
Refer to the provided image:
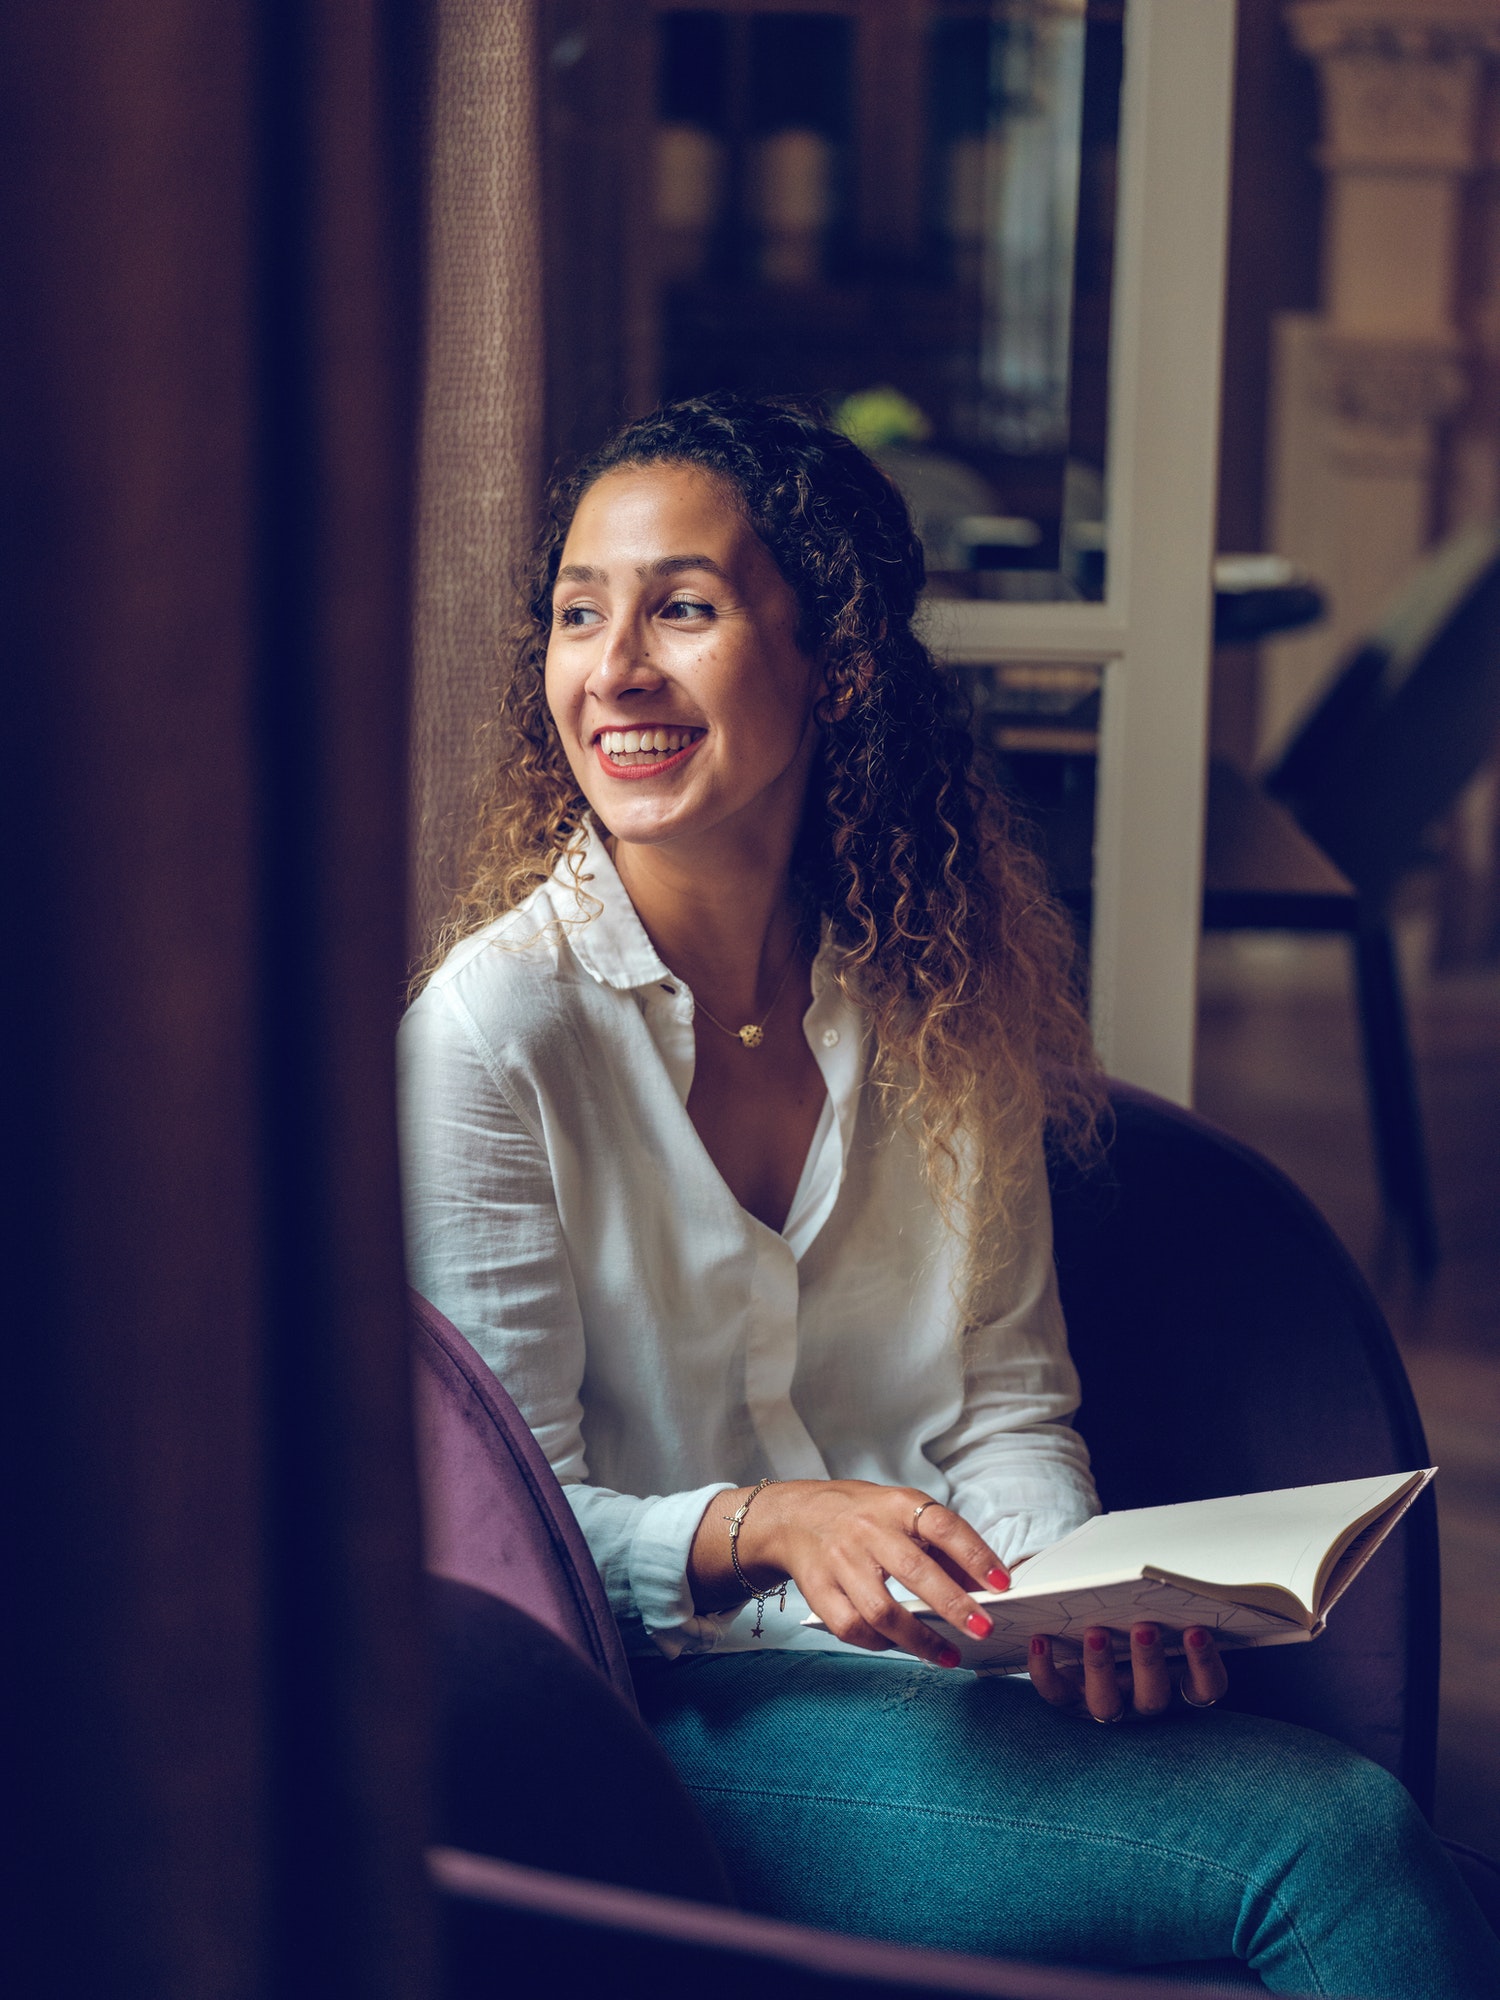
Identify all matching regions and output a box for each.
[539,1035,958,1367]
[551,1080,966,1468]
[682,1007,827,1234]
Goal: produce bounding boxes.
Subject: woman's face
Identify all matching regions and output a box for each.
[544,462,822,856]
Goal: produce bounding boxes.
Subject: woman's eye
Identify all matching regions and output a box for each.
[555,603,602,628]
[661,597,713,620]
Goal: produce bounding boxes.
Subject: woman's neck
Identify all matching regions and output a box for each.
[611,834,803,1015]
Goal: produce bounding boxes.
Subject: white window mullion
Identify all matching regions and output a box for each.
[934,0,1237,1107]
[1091,0,1237,1102]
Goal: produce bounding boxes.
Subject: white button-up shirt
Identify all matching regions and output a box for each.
[399,828,1098,1658]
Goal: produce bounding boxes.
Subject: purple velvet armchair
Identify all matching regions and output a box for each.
[411,1084,1499,1995]
[412,1283,634,1705]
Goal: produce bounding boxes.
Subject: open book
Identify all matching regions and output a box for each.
[806,1470,1435,1671]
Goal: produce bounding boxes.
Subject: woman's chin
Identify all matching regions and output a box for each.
[597,792,766,860]
[609,817,715,857]
[579,755,807,859]
[584,791,699,848]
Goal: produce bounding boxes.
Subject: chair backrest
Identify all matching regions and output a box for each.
[1050,1085,1439,1813]
[1265,518,1500,909]
[410,1288,636,1707]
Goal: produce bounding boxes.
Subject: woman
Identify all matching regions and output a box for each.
[401,394,1497,1993]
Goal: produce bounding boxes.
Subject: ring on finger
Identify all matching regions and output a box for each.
[1090,1704,1128,1725]
[1180,1684,1218,1711]
[911,1498,938,1544]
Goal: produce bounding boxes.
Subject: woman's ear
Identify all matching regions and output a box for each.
[814,651,857,724]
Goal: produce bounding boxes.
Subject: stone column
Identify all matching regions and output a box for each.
[1262,0,1500,758]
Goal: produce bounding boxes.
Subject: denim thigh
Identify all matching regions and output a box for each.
[634,1650,1500,1999]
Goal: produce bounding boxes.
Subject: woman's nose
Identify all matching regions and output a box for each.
[588,614,665,697]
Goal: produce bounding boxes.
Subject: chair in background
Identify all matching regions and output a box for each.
[1002,523,1500,1275]
[1205,519,1500,1276]
[412,1085,1500,1993]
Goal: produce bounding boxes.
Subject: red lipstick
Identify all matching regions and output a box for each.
[592,734,703,782]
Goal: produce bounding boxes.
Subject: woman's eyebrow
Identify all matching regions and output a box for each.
[553,555,726,587]
[645,554,726,579]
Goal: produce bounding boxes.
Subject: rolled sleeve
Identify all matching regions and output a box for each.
[565,1481,741,1657]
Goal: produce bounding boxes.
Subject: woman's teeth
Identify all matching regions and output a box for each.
[598,727,700,765]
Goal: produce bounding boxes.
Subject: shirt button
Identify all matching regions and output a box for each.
[821,1028,839,1048]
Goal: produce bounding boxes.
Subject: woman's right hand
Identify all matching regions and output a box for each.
[690,1478,1010,1668]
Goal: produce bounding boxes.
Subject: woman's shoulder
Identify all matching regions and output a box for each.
[403,875,591,1057]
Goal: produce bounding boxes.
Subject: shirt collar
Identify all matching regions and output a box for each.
[556,817,852,1003]
[555,822,672,992]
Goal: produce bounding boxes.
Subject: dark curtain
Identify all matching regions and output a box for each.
[0,5,433,1994]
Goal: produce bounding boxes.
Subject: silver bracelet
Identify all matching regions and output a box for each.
[724,1478,790,1637]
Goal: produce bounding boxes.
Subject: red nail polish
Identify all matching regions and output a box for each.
[937,1643,962,1669]
[1187,1628,1210,1650]
[1085,1630,1108,1652]
[1030,1635,1047,1656]
[985,1566,1011,1593]
[1133,1624,1159,1647]
[966,1611,993,1639]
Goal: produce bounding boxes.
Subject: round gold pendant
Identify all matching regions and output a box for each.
[737,1023,765,1049]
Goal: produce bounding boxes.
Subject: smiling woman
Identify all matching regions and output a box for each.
[541,460,832,1228]
[420,397,1099,1270]
[546,467,819,843]
[399,394,1500,1992]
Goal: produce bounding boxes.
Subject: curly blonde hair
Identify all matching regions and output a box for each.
[422,394,1103,1318]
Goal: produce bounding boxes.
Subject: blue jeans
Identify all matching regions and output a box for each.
[634,1650,1500,1997]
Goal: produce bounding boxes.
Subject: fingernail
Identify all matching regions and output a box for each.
[986,1566,1011,1593]
[1133,1624,1159,1648]
[1085,1630,1109,1653]
[1030,1635,1047,1656]
[1187,1628,1210,1650]
[966,1611,993,1639]
[937,1643,962,1669]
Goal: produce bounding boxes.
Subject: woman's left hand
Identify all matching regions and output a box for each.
[1028,1622,1229,1722]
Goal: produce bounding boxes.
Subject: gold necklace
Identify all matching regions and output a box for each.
[691,950,800,1050]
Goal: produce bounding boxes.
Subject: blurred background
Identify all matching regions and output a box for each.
[546,0,1120,601]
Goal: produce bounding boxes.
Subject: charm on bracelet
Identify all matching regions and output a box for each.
[724,1477,791,1637]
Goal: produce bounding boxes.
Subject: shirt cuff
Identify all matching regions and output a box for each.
[626,1481,741,1658]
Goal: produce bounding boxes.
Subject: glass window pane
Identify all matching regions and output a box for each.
[545,0,1125,600]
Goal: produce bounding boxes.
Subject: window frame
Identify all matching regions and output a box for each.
[931,0,1237,1103]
